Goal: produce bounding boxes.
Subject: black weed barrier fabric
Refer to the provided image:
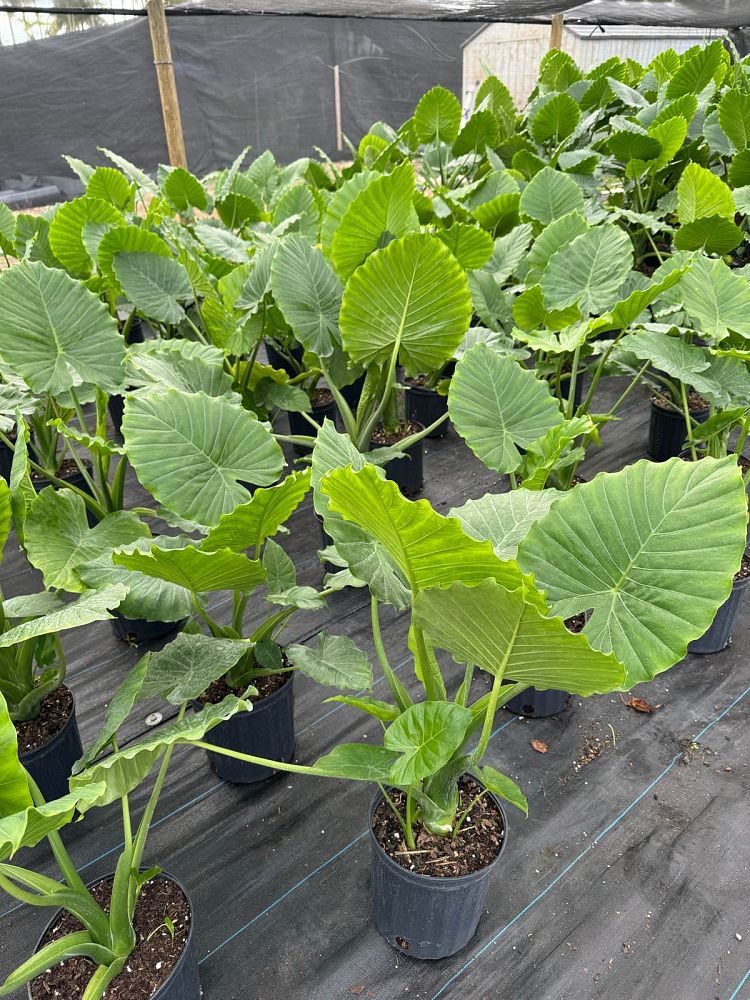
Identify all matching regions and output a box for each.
[0,14,474,186]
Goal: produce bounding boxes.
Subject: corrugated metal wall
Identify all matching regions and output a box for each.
[462,23,723,109]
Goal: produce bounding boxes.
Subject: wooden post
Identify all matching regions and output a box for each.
[146,0,188,168]
[333,64,343,153]
[549,13,564,50]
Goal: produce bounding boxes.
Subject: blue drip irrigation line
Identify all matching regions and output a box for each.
[429,682,750,1000]
[729,969,750,1000]
[197,715,519,964]
[0,653,414,923]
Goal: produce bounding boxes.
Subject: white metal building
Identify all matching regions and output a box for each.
[462,22,726,110]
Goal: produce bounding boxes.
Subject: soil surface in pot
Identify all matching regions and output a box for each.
[14,684,72,754]
[311,388,334,408]
[371,421,421,446]
[405,375,437,389]
[734,553,750,583]
[29,458,85,484]
[372,775,505,878]
[31,876,191,1000]
[651,391,709,414]
[199,666,290,706]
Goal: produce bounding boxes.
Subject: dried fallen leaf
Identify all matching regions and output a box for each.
[621,695,662,714]
[530,739,548,753]
[350,987,366,996]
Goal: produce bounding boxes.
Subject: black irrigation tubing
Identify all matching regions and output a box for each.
[730,969,750,1000]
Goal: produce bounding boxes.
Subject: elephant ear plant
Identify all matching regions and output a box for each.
[186,440,747,960]
[109,467,370,782]
[0,666,250,999]
[0,261,129,520]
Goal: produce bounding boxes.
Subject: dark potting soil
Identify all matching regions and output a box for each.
[30,458,85,483]
[734,553,750,583]
[200,667,290,706]
[651,392,709,414]
[372,775,505,878]
[31,876,191,1000]
[371,421,421,446]
[565,612,587,634]
[311,388,334,408]
[14,684,72,754]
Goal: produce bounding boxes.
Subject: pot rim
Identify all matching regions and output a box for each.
[29,870,195,1000]
[191,668,294,717]
[18,684,78,764]
[650,395,709,418]
[368,773,509,888]
[368,421,426,453]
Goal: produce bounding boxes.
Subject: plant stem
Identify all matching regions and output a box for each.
[453,789,487,838]
[405,790,417,850]
[377,783,413,846]
[371,597,412,712]
[680,381,697,461]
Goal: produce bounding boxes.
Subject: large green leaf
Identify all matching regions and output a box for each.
[125,340,236,398]
[331,162,419,280]
[675,216,743,256]
[113,252,193,325]
[201,470,310,553]
[718,89,750,151]
[448,342,563,474]
[0,262,125,395]
[517,457,748,686]
[270,236,342,357]
[665,39,726,99]
[610,268,686,329]
[320,170,375,259]
[286,632,373,690]
[414,86,462,145]
[86,167,133,211]
[680,256,750,341]
[321,463,538,601]
[436,224,494,271]
[139,632,248,705]
[48,196,123,277]
[71,695,249,808]
[339,232,471,377]
[450,489,561,560]
[530,92,580,144]
[311,421,409,609]
[414,579,624,694]
[96,225,172,281]
[312,743,397,782]
[384,701,473,786]
[24,490,149,591]
[123,389,284,525]
[519,167,584,225]
[0,692,32,817]
[113,543,264,594]
[162,167,209,213]
[617,330,715,392]
[0,585,127,648]
[526,211,589,285]
[453,110,500,157]
[76,656,150,771]
[78,535,192,624]
[0,481,11,566]
[677,163,735,224]
[541,225,633,315]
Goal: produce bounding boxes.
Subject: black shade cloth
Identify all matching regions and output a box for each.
[0,15,473,185]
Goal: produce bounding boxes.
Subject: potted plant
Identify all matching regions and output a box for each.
[322,222,472,494]
[0,662,250,998]
[110,468,369,782]
[179,448,745,959]
[0,261,130,521]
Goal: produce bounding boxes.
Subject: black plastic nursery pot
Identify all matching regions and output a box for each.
[199,673,295,783]
[506,687,570,718]
[287,396,338,456]
[18,687,82,804]
[369,784,508,960]
[316,513,339,576]
[340,373,366,410]
[688,571,750,655]
[406,383,449,439]
[371,426,425,496]
[111,612,187,646]
[28,871,201,1000]
[648,397,709,462]
[0,436,13,482]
